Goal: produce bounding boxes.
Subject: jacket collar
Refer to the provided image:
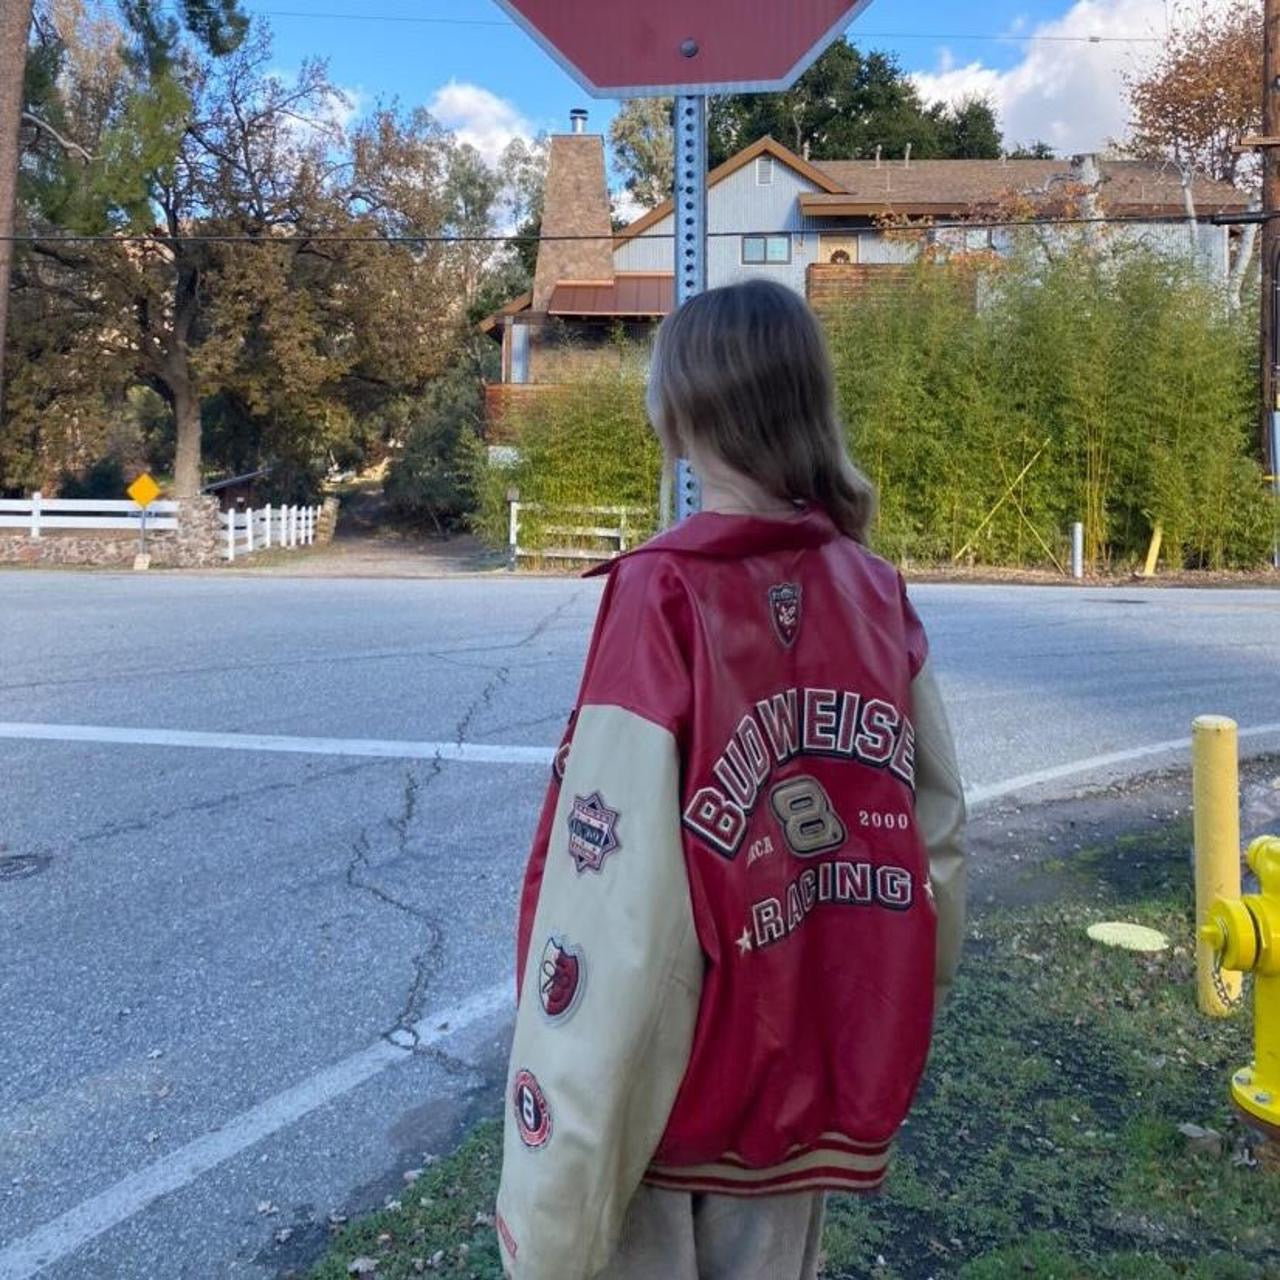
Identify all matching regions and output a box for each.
[585,507,840,576]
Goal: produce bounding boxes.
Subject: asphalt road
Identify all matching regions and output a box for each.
[1,572,1278,1279]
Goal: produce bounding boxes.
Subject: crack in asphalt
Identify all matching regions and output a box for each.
[70,757,392,847]
[0,589,591,696]
[342,591,578,1066]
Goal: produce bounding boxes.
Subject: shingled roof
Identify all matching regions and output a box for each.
[805,158,1249,217]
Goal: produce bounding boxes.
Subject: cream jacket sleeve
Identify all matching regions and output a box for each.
[495,703,704,1280]
[910,659,967,1005]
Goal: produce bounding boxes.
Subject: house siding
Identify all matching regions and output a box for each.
[614,155,1234,288]
[615,161,835,290]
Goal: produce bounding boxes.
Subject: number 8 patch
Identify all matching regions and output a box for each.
[512,1068,551,1148]
[771,775,846,857]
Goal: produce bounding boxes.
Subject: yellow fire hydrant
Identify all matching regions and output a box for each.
[1200,835,1280,1139]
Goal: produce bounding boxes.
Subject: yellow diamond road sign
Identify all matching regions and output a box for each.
[127,473,161,508]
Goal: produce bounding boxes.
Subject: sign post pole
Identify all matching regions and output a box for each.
[494,1,876,526]
[126,471,161,571]
[673,92,707,521]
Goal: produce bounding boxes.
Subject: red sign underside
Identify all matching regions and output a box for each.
[497,0,871,96]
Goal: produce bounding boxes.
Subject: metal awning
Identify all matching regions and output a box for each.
[547,273,673,317]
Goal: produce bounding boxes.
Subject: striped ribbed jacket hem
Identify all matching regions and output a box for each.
[644,1133,892,1197]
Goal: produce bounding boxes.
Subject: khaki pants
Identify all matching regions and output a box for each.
[598,1185,826,1280]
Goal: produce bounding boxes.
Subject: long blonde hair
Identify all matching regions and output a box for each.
[646,279,876,543]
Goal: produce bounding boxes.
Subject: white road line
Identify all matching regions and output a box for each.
[0,722,555,766]
[4,717,1280,1277]
[0,984,511,1280]
[964,720,1280,809]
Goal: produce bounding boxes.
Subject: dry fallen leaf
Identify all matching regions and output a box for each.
[1177,1122,1224,1159]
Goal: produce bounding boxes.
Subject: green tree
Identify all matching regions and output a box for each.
[931,97,1003,159]
[608,97,672,209]
[706,42,1002,168]
[7,11,485,496]
[384,361,483,536]
[496,132,547,284]
[2,0,249,429]
[1006,141,1055,159]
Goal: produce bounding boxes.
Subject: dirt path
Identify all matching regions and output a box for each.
[225,478,508,578]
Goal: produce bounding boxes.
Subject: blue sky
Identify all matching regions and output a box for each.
[247,1,1182,171]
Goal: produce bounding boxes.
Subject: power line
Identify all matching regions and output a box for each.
[856,31,1160,44]
[2,211,1252,246]
[233,8,1161,44]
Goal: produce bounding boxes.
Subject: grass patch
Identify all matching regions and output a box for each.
[310,824,1278,1278]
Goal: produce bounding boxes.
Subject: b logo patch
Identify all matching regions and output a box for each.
[539,935,585,1022]
[567,792,620,873]
[769,583,802,648]
[512,1068,551,1148]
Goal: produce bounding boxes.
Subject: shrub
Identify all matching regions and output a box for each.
[475,370,662,553]
[58,454,127,500]
[385,370,485,536]
[477,247,1274,569]
[827,249,1271,570]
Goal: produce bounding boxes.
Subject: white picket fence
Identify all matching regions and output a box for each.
[222,504,322,561]
[0,493,179,536]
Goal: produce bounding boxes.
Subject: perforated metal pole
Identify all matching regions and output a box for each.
[673,93,706,522]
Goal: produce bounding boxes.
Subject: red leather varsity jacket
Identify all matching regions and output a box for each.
[496,508,967,1280]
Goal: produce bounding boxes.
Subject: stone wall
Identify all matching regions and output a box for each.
[0,494,226,568]
[315,496,340,545]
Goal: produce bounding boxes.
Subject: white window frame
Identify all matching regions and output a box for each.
[756,155,774,186]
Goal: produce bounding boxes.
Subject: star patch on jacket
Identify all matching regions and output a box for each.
[566,791,620,873]
[769,582,802,647]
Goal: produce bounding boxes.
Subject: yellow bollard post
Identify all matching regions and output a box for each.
[1194,715,1243,1016]
[1139,523,1163,578]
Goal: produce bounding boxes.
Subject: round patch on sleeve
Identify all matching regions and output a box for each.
[539,935,586,1022]
[512,1069,552,1148]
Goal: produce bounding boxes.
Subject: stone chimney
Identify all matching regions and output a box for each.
[532,114,614,312]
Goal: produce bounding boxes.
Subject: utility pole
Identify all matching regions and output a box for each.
[1262,0,1280,487]
[0,0,36,426]
[1262,0,1280,567]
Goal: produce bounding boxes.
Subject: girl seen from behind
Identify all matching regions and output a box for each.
[496,279,966,1280]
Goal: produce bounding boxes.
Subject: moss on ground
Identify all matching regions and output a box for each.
[310,823,1278,1279]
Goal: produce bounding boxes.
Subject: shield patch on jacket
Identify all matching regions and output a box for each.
[567,791,620,873]
[538,935,585,1022]
[769,583,802,647]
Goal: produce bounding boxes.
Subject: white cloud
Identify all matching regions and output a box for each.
[328,84,366,136]
[909,0,1237,155]
[427,81,535,167]
[611,189,648,226]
